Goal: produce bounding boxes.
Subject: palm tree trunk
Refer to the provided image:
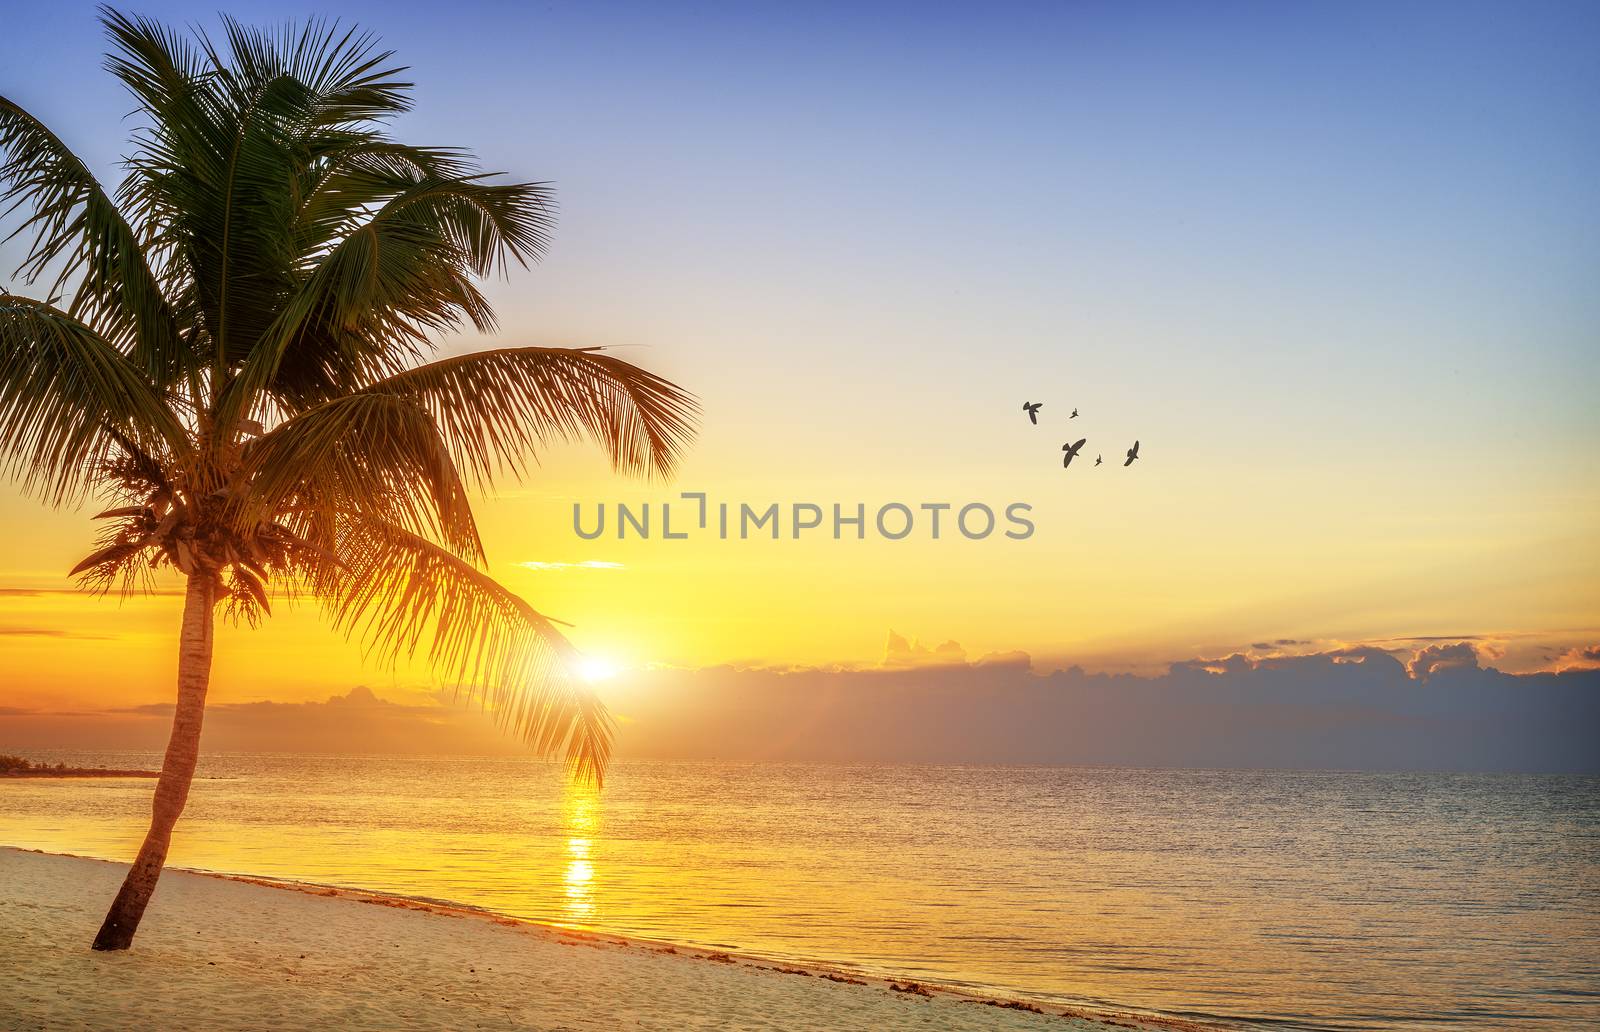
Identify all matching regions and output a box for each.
[92,572,216,951]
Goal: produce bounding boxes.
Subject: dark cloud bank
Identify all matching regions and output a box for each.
[618,646,1599,774]
[1,685,510,756]
[4,647,1597,774]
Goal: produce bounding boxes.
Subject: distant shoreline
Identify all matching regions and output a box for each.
[1,768,159,779]
[0,754,160,779]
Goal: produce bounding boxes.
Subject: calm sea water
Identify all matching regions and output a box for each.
[2,753,1597,1030]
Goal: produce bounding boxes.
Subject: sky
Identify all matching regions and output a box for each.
[1,1,1597,758]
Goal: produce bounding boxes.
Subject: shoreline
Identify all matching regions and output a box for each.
[0,769,159,779]
[2,845,1229,1031]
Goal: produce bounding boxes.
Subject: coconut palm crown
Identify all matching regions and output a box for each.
[0,9,695,950]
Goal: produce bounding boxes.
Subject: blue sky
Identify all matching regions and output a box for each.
[7,1,1595,445]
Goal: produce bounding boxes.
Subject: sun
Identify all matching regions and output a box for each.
[577,656,620,683]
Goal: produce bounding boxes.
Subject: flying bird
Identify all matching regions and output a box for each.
[1070,408,1079,419]
[1062,438,1087,468]
[1023,402,1042,425]
[1094,454,1103,466]
[1124,440,1140,466]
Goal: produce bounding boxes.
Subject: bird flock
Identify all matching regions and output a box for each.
[1022,402,1140,468]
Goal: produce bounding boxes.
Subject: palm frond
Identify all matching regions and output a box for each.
[0,295,185,502]
[196,15,414,368]
[239,392,482,561]
[69,526,159,597]
[101,7,230,369]
[212,14,412,129]
[365,346,698,485]
[290,142,478,255]
[0,95,185,383]
[216,172,554,424]
[104,8,418,378]
[316,517,612,785]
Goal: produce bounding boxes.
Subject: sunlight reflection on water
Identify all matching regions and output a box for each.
[563,789,598,922]
[2,753,1597,1030]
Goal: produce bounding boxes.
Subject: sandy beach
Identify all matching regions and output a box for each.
[0,847,1205,1032]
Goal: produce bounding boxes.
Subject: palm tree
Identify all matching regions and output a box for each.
[0,10,695,951]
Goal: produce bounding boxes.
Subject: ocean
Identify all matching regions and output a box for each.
[2,753,1596,1030]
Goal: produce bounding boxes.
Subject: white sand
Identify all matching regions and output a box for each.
[1,847,1205,1031]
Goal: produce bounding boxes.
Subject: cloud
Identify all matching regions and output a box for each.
[1406,642,1482,680]
[1228,638,1491,682]
[108,685,399,718]
[603,646,1600,774]
[0,626,111,640]
[6,648,1598,775]
[516,561,625,571]
[882,630,967,669]
[1381,634,1488,643]
[1550,644,1600,672]
[1240,638,1332,658]
[14,686,516,756]
[1171,653,1256,676]
[1208,632,1599,676]
[973,649,1032,669]
[0,585,184,597]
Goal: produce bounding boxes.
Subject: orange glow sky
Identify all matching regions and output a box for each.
[1,3,1597,723]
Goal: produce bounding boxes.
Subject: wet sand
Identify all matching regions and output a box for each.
[0,846,1219,1031]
